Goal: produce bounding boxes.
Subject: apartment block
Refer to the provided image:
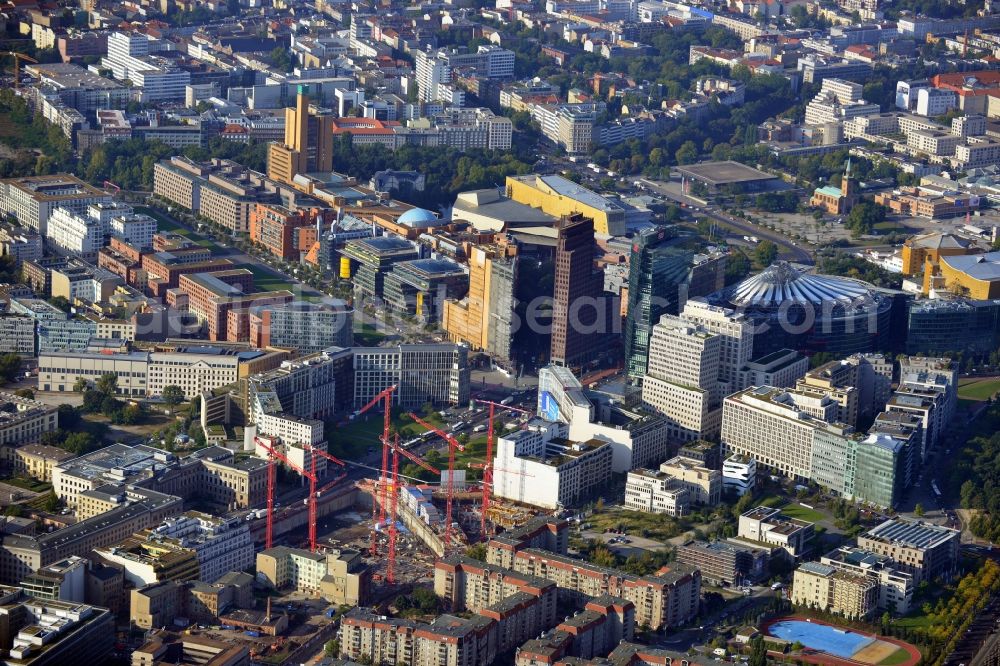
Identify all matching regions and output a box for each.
[484,517,568,570]
[820,546,915,614]
[502,548,701,630]
[792,561,879,620]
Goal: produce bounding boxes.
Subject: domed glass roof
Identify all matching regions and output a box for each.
[731,262,871,307]
[396,207,441,227]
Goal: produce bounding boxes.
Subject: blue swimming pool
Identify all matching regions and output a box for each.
[768,620,875,658]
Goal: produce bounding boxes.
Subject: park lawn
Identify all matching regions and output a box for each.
[958,378,1000,402]
[586,507,683,542]
[777,502,827,523]
[247,265,298,293]
[330,411,448,460]
[894,612,936,632]
[355,322,387,346]
[757,495,784,508]
[138,207,187,234]
[878,648,913,666]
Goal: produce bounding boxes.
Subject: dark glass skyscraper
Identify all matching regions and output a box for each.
[550,214,611,370]
[624,227,693,379]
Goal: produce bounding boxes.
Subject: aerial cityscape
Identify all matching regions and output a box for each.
[2,0,1000,664]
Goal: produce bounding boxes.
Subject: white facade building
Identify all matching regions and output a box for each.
[101,32,190,102]
[492,419,613,510]
[624,469,690,516]
[915,88,957,117]
[146,512,254,583]
[722,454,756,496]
[46,207,108,260]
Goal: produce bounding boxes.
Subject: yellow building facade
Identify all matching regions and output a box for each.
[505,174,625,236]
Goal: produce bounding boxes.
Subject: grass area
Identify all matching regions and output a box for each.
[758,495,784,508]
[776,502,827,523]
[1,476,51,493]
[354,322,387,346]
[138,206,187,234]
[893,613,936,632]
[958,377,1000,402]
[586,507,682,542]
[247,265,297,293]
[331,410,447,460]
[879,648,913,666]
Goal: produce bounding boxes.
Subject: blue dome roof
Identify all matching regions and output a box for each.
[397,207,440,227]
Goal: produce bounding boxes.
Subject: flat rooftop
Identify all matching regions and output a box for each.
[676,161,777,186]
[863,518,958,550]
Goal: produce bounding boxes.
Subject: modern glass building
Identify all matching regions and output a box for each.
[624,227,693,379]
[905,298,1000,356]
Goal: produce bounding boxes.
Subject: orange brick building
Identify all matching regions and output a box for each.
[249,203,324,262]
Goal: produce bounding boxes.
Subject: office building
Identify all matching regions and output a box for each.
[550,214,612,371]
[49,443,267,512]
[101,32,190,102]
[0,392,59,447]
[340,236,419,302]
[791,561,879,620]
[641,315,722,442]
[624,228,695,378]
[856,518,959,584]
[0,492,183,584]
[257,546,370,604]
[905,299,1000,356]
[267,86,335,185]
[8,443,75,483]
[0,174,111,236]
[680,299,754,396]
[352,344,470,408]
[721,385,839,479]
[506,174,626,237]
[248,300,353,353]
[135,512,253,584]
[657,455,721,506]
[0,224,42,264]
[492,419,614,510]
[737,506,815,558]
[442,244,519,369]
[94,538,201,589]
[18,556,86,603]
[624,469,690,516]
[132,631,250,666]
[677,540,764,586]
[539,365,670,473]
[820,546,914,614]
[382,258,468,323]
[0,316,35,357]
[0,590,113,665]
[169,270,294,342]
[738,349,808,390]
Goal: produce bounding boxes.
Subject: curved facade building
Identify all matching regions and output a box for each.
[713,263,893,357]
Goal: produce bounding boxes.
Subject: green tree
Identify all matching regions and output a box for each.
[749,635,767,666]
[844,200,886,238]
[73,377,89,393]
[48,296,71,312]
[95,373,118,396]
[675,140,698,165]
[0,354,21,383]
[753,240,778,268]
[14,389,33,399]
[4,503,23,517]
[325,640,340,656]
[162,385,185,410]
[466,543,487,561]
[914,503,925,517]
[42,491,60,513]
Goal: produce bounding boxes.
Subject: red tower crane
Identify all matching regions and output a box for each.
[473,399,534,538]
[258,436,319,552]
[351,385,396,557]
[304,443,349,497]
[407,413,465,550]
